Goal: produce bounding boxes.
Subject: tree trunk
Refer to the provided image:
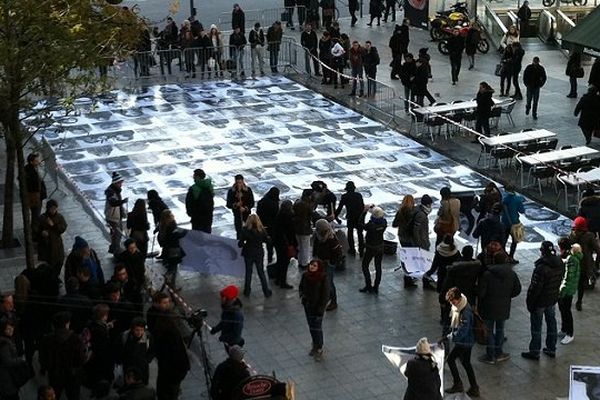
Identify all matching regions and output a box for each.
[1,135,16,248]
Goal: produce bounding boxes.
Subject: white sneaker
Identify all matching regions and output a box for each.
[558,331,566,338]
[561,335,574,345]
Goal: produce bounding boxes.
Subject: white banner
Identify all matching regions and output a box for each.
[398,247,435,279]
[180,230,245,277]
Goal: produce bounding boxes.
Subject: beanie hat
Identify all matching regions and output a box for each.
[111,171,124,184]
[415,337,431,355]
[573,216,589,232]
[220,285,239,301]
[540,240,556,256]
[73,236,89,251]
[372,207,384,219]
[421,195,433,206]
[210,24,218,30]
[228,345,245,361]
[345,181,356,191]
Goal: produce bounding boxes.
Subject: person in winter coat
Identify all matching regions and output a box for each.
[465,22,480,70]
[257,187,280,264]
[226,174,255,239]
[389,21,409,78]
[126,199,150,257]
[578,189,600,235]
[210,346,250,400]
[185,168,214,233]
[348,41,365,97]
[293,189,314,268]
[478,250,521,364]
[425,235,460,329]
[39,312,85,400]
[473,202,506,250]
[588,57,600,90]
[117,239,146,297]
[248,22,266,77]
[349,0,359,26]
[522,241,565,360]
[500,25,520,51]
[413,194,433,252]
[56,278,93,334]
[444,287,479,397]
[411,57,429,106]
[320,0,335,30]
[367,0,384,26]
[399,53,416,111]
[330,38,346,89]
[211,285,245,350]
[569,216,600,311]
[318,31,333,85]
[477,182,502,223]
[517,1,531,33]
[574,85,600,145]
[441,246,481,306]
[266,21,283,73]
[0,318,31,400]
[229,27,247,78]
[566,51,583,98]
[393,194,416,247]
[37,199,67,277]
[557,238,582,345]
[105,172,128,254]
[85,304,115,393]
[511,42,525,100]
[358,206,387,294]
[501,185,525,263]
[231,3,245,32]
[313,219,343,311]
[118,367,156,400]
[299,259,330,361]
[239,214,272,297]
[157,210,186,288]
[146,190,167,232]
[64,236,104,286]
[403,337,442,400]
[363,41,380,97]
[25,152,47,235]
[435,187,461,245]
[475,81,495,137]
[301,23,320,75]
[335,181,365,256]
[447,29,464,85]
[116,318,154,385]
[179,20,196,78]
[272,200,296,289]
[523,56,547,120]
[500,44,514,97]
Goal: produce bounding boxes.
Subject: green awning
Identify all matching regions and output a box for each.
[562,6,600,56]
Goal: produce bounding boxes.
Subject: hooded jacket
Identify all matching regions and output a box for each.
[569,229,600,278]
[431,242,461,293]
[578,195,600,232]
[560,252,582,297]
[211,298,244,346]
[472,213,505,249]
[256,188,280,230]
[526,255,565,310]
[361,212,387,250]
[185,177,215,225]
[404,355,442,400]
[478,263,521,320]
[104,183,126,223]
[476,87,495,118]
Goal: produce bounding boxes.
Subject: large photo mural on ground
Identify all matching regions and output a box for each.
[33,76,570,249]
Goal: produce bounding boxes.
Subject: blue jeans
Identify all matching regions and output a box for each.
[326,262,337,303]
[351,65,364,94]
[529,305,557,354]
[304,307,324,349]
[244,254,271,296]
[526,86,540,116]
[485,319,505,359]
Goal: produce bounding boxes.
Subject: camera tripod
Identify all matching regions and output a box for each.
[188,320,213,395]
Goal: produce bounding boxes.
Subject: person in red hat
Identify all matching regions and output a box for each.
[211,285,245,352]
[569,216,600,311]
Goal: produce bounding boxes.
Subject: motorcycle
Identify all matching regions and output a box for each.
[430,1,470,41]
[437,25,490,55]
[543,0,586,6]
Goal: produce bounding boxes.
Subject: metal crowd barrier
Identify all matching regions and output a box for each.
[217,6,307,30]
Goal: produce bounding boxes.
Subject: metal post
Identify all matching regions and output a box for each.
[360,0,363,18]
[190,0,196,16]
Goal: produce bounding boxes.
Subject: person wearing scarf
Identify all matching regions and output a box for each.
[312,219,343,311]
[359,206,387,294]
[403,337,442,400]
[444,287,479,397]
[299,259,330,361]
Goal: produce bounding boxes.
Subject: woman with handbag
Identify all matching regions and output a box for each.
[501,185,525,264]
[566,51,584,99]
[157,209,187,288]
[0,318,32,400]
[239,214,272,298]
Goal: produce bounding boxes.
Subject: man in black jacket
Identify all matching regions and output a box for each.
[210,345,250,400]
[118,367,156,400]
[185,169,215,233]
[248,22,266,76]
[522,241,565,360]
[523,56,547,120]
[116,318,154,386]
[447,29,464,85]
[472,202,505,250]
[399,53,416,111]
[478,251,521,364]
[229,27,247,78]
[359,206,387,294]
[257,187,280,263]
[363,41,380,98]
[231,3,245,32]
[335,181,365,257]
[301,23,320,75]
[267,21,283,73]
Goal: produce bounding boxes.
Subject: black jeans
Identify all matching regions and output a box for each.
[569,76,578,96]
[558,295,574,336]
[577,272,587,304]
[362,247,383,288]
[447,344,478,388]
[500,71,512,94]
[450,53,462,83]
[347,221,364,254]
[526,86,540,116]
[581,127,593,144]
[504,226,518,258]
[304,307,324,349]
[512,68,522,96]
[476,115,491,137]
[157,372,183,400]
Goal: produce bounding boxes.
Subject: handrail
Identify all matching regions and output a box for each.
[538,9,556,42]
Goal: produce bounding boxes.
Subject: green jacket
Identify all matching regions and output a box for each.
[560,252,582,297]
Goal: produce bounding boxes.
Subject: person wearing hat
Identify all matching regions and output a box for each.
[210,345,250,400]
[267,20,283,73]
[335,181,365,257]
[64,236,104,286]
[569,216,600,311]
[522,241,564,360]
[403,337,442,400]
[211,285,245,351]
[185,168,215,233]
[226,175,255,240]
[248,22,266,77]
[105,171,128,255]
[472,202,505,252]
[358,205,387,294]
[36,199,67,277]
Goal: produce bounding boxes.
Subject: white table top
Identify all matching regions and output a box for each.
[414,98,505,115]
[480,130,556,146]
[519,146,598,166]
[560,167,600,186]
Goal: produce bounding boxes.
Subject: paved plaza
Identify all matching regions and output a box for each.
[1,9,600,400]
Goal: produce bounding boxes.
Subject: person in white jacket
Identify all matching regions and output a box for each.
[331,38,346,89]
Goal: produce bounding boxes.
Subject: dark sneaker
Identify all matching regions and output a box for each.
[521,351,540,360]
[478,355,496,365]
[359,286,372,293]
[467,386,480,397]
[445,383,464,394]
[542,348,556,358]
